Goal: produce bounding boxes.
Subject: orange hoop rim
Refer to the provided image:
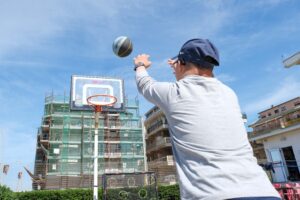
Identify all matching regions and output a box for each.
[87,94,117,112]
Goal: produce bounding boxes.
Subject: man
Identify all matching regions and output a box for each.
[134,39,281,200]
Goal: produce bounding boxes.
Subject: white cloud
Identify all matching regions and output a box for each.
[243,76,300,114]
[220,10,300,62]
[0,0,148,59]
[0,1,66,58]
[216,73,236,83]
[0,60,57,69]
[172,1,234,39]
[254,0,288,7]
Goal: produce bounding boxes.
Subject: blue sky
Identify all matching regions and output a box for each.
[0,0,300,191]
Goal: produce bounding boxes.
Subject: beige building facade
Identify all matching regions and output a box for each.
[249,97,300,182]
[144,106,177,185]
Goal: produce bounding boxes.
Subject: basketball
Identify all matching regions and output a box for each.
[112,36,133,57]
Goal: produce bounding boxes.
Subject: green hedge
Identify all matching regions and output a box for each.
[10,184,180,200]
[158,184,180,200]
[15,189,95,200]
[0,184,14,200]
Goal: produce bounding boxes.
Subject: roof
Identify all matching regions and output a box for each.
[249,104,300,127]
[258,97,300,114]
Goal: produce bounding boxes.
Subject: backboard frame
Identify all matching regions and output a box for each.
[70,75,125,112]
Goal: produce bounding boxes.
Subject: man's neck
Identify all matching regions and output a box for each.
[182,68,214,78]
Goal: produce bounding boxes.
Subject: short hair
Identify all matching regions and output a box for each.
[186,62,214,71]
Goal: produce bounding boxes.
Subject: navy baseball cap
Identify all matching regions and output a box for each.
[173,38,220,68]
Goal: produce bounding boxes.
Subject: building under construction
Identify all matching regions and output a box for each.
[31,76,146,190]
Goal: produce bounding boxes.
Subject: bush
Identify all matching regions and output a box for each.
[158,184,180,200]
[0,184,14,200]
[15,189,94,200]
[12,184,180,200]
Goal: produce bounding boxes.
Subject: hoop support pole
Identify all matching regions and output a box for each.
[95,105,102,113]
[93,111,99,200]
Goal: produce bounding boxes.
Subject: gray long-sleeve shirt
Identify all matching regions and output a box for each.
[136,70,280,200]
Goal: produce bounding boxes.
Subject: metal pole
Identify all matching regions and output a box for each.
[93,111,99,200]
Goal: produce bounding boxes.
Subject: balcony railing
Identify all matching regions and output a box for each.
[285,117,300,127]
[148,155,174,168]
[147,123,168,137]
[145,106,161,119]
[249,117,300,139]
[147,137,171,152]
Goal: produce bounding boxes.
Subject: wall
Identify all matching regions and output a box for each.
[263,128,300,182]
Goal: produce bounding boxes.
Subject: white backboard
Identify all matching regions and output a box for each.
[70,75,125,111]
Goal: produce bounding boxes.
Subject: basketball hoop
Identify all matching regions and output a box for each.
[87,94,117,113]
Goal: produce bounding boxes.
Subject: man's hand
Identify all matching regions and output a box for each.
[168,58,178,74]
[134,54,152,69]
[168,59,177,66]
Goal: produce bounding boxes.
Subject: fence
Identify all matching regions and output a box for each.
[273,182,300,200]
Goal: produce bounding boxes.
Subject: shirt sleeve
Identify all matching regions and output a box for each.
[135,70,172,109]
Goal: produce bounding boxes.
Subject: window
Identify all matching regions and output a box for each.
[281,106,286,111]
[274,109,279,114]
[294,101,300,107]
[282,146,300,181]
[268,113,272,117]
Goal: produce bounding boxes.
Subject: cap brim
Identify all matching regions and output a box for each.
[171,56,178,61]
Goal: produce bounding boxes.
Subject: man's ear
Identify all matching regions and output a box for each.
[179,59,186,65]
[178,62,185,73]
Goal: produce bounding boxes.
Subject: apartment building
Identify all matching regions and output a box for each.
[249,97,300,182]
[144,106,177,185]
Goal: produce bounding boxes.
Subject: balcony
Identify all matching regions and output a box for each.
[249,117,300,141]
[253,145,264,151]
[147,137,172,153]
[147,124,168,138]
[40,134,49,147]
[285,117,300,127]
[145,106,161,120]
[148,155,174,168]
[251,142,264,151]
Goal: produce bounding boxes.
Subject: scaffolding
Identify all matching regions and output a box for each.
[32,93,146,190]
